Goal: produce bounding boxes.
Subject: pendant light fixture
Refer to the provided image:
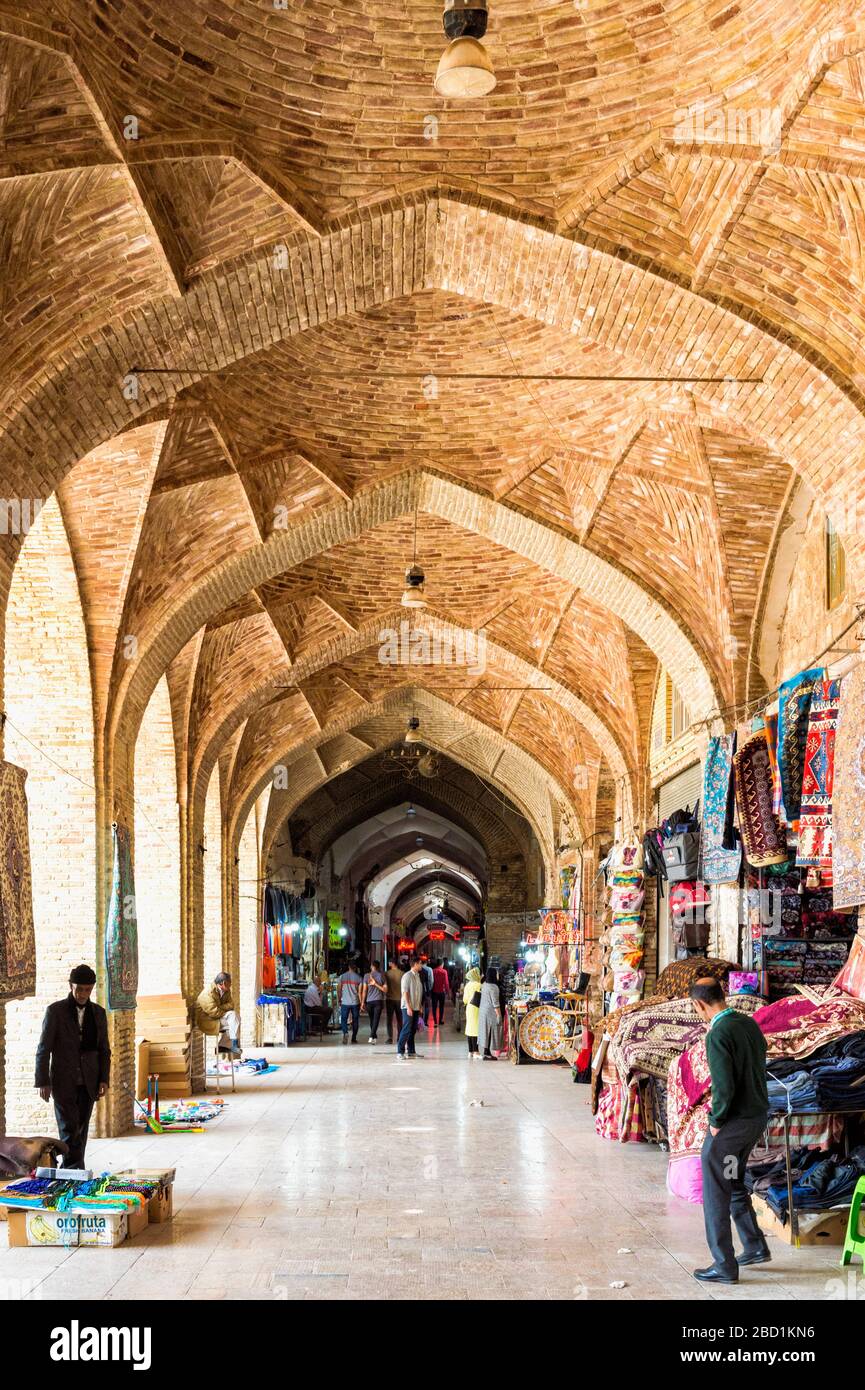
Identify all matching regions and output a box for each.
[434,1,496,99]
[405,715,422,744]
[401,507,427,608]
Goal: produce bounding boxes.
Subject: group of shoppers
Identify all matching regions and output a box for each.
[329,954,459,1048]
[462,965,502,1059]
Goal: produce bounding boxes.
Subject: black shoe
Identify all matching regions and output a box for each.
[737,1246,772,1266]
[693,1265,738,1284]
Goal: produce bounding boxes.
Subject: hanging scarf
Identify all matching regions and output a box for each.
[66,992,98,1052]
[796,678,840,885]
[776,667,822,828]
[700,732,741,883]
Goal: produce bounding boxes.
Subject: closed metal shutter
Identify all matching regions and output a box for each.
[654,760,703,972]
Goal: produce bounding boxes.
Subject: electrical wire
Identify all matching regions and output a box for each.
[1,709,178,859]
[684,604,865,737]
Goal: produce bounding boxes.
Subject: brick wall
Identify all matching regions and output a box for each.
[134,674,182,995]
[3,497,98,1134]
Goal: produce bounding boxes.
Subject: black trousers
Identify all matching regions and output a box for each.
[54,1086,96,1169]
[386,999,402,1042]
[367,1001,383,1038]
[467,1035,478,1054]
[431,991,446,1023]
[701,1113,768,1273]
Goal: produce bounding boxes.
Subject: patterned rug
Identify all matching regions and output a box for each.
[776,667,822,829]
[796,677,840,884]
[734,730,789,867]
[0,761,35,1003]
[105,822,138,1011]
[833,664,865,908]
[700,732,742,883]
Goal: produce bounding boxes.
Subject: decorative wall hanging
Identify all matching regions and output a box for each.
[105,822,137,1011]
[833,664,865,908]
[699,732,741,883]
[733,731,788,868]
[796,677,840,886]
[776,667,822,828]
[0,761,35,1004]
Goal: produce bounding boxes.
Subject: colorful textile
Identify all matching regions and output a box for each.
[608,991,759,1091]
[559,865,577,910]
[763,995,865,1064]
[594,1079,644,1143]
[776,668,822,829]
[700,733,741,883]
[105,822,137,1011]
[0,761,35,1004]
[753,995,817,1035]
[833,934,865,1001]
[833,665,865,908]
[796,678,840,883]
[734,731,788,868]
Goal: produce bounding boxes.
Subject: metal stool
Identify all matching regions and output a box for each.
[207,1035,237,1094]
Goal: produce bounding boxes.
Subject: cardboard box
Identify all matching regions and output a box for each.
[753,1194,849,1246]
[6,1209,128,1248]
[114,1168,175,1224]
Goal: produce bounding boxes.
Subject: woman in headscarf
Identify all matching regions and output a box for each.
[463,966,482,1059]
[478,966,503,1060]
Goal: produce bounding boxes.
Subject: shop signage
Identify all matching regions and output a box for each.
[327,911,345,949]
[461,924,481,932]
[428,929,446,941]
[397,937,415,953]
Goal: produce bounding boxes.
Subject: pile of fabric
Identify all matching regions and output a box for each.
[600,842,646,1011]
[746,1145,865,1223]
[592,965,756,1144]
[0,1172,159,1213]
[666,990,865,1201]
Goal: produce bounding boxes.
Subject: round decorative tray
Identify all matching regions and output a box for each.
[518,1005,569,1061]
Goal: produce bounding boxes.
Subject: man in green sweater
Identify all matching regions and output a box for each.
[690,978,771,1283]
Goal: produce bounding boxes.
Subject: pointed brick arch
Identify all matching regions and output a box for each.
[230,686,566,896]
[111,471,715,800]
[3,190,864,631]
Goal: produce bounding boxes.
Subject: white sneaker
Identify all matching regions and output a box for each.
[368,1036,375,1044]
[396,1053,406,1062]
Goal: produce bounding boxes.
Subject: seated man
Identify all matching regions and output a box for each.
[303,977,333,1031]
[196,971,242,1058]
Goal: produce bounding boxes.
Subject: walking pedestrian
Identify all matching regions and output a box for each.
[385,957,404,1043]
[337,959,363,1044]
[689,978,770,1283]
[431,958,449,1025]
[397,958,425,1061]
[362,959,386,1044]
[419,957,434,1026]
[463,966,482,1059]
[34,964,111,1169]
[478,966,503,1059]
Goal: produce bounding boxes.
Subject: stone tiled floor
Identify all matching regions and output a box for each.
[0,1017,853,1300]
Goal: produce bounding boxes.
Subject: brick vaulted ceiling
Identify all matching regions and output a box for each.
[3,2,865,853]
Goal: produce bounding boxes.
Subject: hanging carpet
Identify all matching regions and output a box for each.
[776,667,822,829]
[0,762,35,1004]
[105,822,138,1011]
[796,678,840,884]
[833,664,865,908]
[734,730,788,868]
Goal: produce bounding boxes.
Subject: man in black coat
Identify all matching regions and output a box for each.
[34,964,111,1168]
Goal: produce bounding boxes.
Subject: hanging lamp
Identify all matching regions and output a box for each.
[434,1,496,99]
[405,715,422,744]
[401,507,427,608]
